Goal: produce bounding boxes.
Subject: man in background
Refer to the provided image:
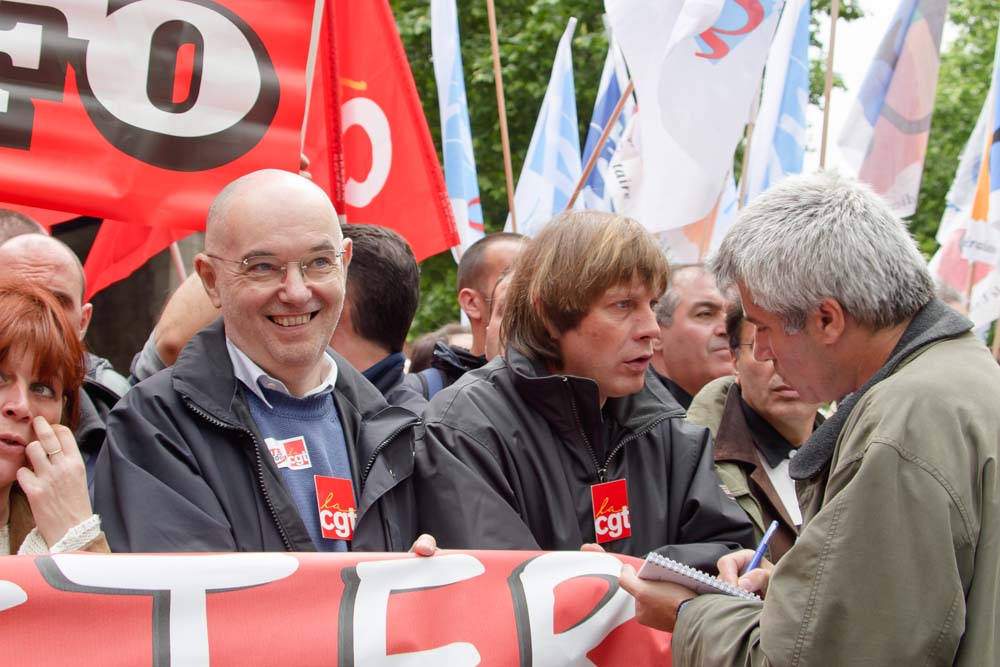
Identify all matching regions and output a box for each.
[651,265,732,409]
[329,223,426,412]
[686,301,823,561]
[406,232,523,398]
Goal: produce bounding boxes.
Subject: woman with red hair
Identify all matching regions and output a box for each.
[0,280,107,554]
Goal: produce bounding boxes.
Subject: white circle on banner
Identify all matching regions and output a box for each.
[85,0,261,137]
[342,97,392,208]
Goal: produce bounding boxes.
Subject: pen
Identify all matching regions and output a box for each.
[742,520,779,575]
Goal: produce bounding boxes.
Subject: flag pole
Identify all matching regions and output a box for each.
[565,80,634,210]
[737,122,756,209]
[168,241,187,283]
[486,0,518,232]
[818,0,841,168]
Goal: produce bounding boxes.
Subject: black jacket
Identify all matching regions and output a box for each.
[362,352,428,413]
[420,349,754,570]
[94,319,421,553]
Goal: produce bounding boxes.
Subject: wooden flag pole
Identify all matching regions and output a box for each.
[169,241,187,283]
[565,80,635,210]
[818,0,841,169]
[486,0,518,232]
[737,121,756,210]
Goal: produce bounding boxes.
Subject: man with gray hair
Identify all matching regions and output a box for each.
[620,171,1000,665]
[651,264,732,409]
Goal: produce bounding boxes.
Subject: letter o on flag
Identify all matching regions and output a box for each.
[342,97,392,208]
[76,0,280,171]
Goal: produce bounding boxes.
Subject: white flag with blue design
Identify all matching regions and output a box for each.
[606,0,784,233]
[581,36,635,211]
[745,0,810,201]
[506,18,582,236]
[431,0,485,257]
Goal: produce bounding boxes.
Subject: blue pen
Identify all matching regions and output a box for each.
[742,520,779,575]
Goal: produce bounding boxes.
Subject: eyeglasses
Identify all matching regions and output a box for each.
[207,250,345,284]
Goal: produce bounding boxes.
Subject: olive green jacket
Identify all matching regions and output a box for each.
[688,377,806,561]
[673,301,1000,666]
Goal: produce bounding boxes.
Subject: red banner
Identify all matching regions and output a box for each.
[0,0,317,230]
[0,550,671,665]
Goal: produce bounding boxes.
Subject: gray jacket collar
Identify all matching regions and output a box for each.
[504,347,685,439]
[790,299,971,480]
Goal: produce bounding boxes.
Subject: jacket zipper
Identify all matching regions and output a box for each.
[563,378,604,481]
[599,414,671,481]
[562,378,672,483]
[184,399,294,551]
[360,418,421,488]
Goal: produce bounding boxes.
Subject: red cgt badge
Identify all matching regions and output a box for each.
[591,479,631,544]
[315,476,356,541]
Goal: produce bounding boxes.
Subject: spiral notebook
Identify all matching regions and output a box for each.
[637,552,761,601]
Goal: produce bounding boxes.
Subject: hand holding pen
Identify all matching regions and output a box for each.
[717,520,779,597]
[743,520,779,574]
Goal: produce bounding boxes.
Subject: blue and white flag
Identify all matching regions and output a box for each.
[745,0,810,201]
[581,36,635,211]
[506,18,582,236]
[431,0,485,258]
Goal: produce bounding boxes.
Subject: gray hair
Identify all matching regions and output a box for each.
[654,264,704,327]
[710,170,934,332]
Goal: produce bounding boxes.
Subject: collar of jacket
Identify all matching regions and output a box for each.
[504,347,685,439]
[431,342,487,382]
[171,319,420,482]
[790,299,971,480]
[363,352,406,396]
[713,384,760,468]
[75,386,108,455]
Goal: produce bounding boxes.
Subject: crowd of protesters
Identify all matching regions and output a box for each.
[0,168,996,665]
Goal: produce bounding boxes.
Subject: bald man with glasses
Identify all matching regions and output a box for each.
[94,170,436,554]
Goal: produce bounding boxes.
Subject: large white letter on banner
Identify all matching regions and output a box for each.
[0,580,28,612]
[347,554,484,666]
[42,553,298,667]
[342,96,393,208]
[515,551,636,666]
[0,0,279,170]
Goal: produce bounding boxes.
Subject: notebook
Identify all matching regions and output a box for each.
[637,552,762,601]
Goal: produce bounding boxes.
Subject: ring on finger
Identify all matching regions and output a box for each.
[46,448,62,457]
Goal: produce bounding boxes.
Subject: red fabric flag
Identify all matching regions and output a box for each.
[0,0,319,294]
[0,204,72,231]
[306,0,458,260]
[82,220,194,301]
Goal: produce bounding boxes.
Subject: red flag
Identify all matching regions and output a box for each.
[306,0,458,260]
[82,221,194,301]
[0,204,73,231]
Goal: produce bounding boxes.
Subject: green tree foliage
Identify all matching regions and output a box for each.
[912,0,998,256]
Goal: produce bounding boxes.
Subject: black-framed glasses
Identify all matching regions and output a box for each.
[207,249,345,284]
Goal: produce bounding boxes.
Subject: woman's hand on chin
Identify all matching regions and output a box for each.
[17,416,93,548]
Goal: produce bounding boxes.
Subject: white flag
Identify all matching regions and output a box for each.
[605,0,783,233]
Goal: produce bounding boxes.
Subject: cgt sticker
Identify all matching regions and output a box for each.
[591,479,632,544]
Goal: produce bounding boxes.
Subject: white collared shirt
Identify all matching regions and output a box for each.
[225,337,338,409]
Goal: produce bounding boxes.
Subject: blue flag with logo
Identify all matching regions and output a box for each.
[506,18,582,236]
[431,0,485,258]
[745,0,809,201]
[581,37,634,211]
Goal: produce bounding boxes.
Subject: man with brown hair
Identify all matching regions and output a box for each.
[419,211,753,567]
